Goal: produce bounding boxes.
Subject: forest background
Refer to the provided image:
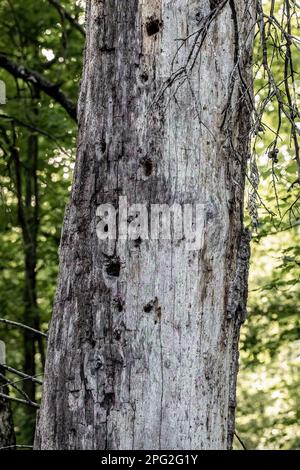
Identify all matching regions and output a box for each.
[0,0,299,449]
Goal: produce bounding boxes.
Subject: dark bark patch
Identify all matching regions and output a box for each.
[195,11,202,22]
[101,139,107,153]
[209,0,223,10]
[154,306,162,324]
[144,302,153,313]
[140,72,149,83]
[143,297,161,323]
[140,157,153,177]
[100,45,115,53]
[95,358,103,370]
[106,259,121,277]
[101,392,115,415]
[134,236,142,248]
[146,17,161,36]
[112,296,123,312]
[113,329,122,341]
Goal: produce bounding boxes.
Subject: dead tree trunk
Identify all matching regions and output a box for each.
[36,0,255,450]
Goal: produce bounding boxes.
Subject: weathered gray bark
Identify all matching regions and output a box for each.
[36,0,255,450]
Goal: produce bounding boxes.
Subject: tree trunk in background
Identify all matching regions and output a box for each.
[4,90,43,444]
[21,131,40,442]
[36,0,255,449]
[0,370,16,450]
[0,341,16,449]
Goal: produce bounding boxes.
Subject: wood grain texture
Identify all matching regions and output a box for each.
[35,0,255,450]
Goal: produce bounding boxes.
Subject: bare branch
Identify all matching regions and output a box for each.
[0,113,73,157]
[0,53,77,121]
[48,0,85,37]
[0,318,48,338]
[0,364,43,385]
[0,445,33,450]
[0,371,39,407]
[0,391,40,409]
[234,431,247,450]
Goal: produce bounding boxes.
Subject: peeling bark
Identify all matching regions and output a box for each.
[36,0,255,450]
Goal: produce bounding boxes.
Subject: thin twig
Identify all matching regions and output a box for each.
[0,445,33,450]
[0,364,43,385]
[0,391,40,409]
[0,318,48,338]
[48,0,85,37]
[234,431,248,450]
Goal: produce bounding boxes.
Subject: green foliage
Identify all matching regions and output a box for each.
[235,0,300,450]
[0,0,84,444]
[236,230,300,449]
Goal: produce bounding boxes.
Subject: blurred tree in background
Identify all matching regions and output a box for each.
[0,0,299,449]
